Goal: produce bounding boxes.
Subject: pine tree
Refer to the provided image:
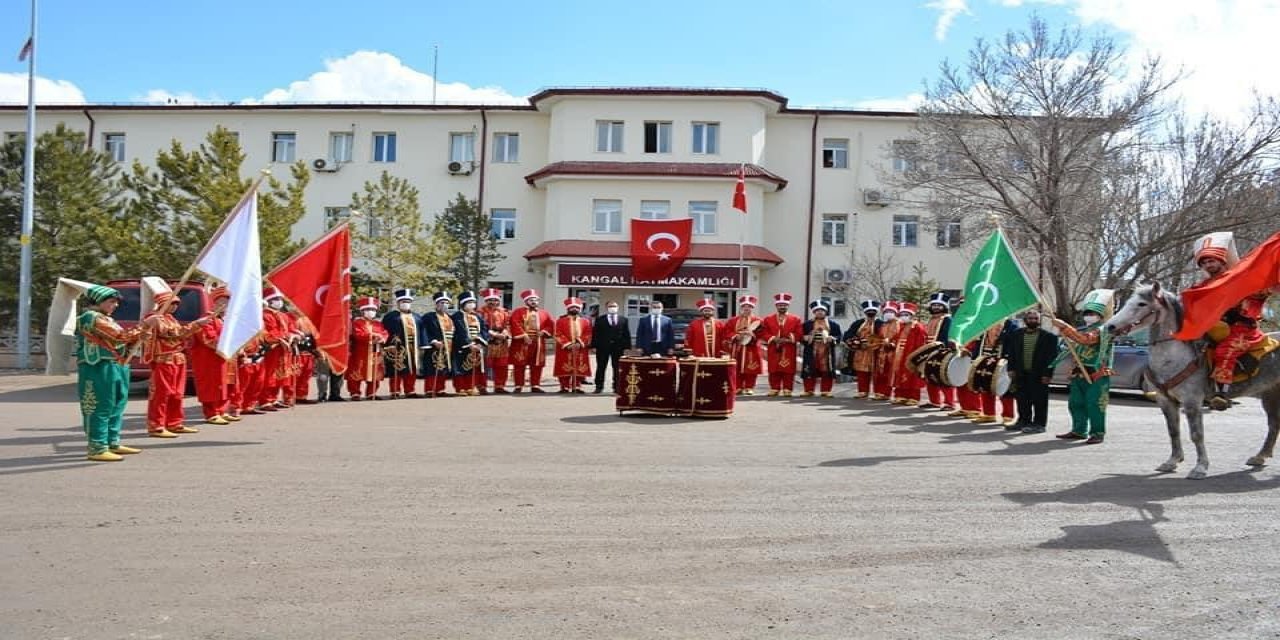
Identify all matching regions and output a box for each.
[349,171,457,297]
[435,192,503,293]
[895,262,940,306]
[0,124,122,330]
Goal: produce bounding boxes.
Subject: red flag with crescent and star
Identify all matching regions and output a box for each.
[266,224,353,374]
[733,164,747,213]
[630,218,694,281]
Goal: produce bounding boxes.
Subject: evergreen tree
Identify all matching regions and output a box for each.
[0,124,122,330]
[435,193,503,293]
[112,125,309,277]
[349,171,457,296]
[894,262,940,306]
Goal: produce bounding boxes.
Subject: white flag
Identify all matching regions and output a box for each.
[195,190,264,358]
[44,277,98,375]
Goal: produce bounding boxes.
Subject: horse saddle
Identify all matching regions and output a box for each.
[1206,322,1279,382]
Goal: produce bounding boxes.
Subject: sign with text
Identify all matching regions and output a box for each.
[558,264,746,289]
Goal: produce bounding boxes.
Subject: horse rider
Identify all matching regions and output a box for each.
[1192,233,1272,410]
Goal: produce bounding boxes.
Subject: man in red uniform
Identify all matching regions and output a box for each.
[760,292,803,397]
[554,297,593,393]
[291,310,319,404]
[235,335,266,416]
[190,286,232,425]
[1192,234,1275,410]
[256,288,291,412]
[873,302,901,401]
[921,292,956,412]
[725,295,763,395]
[890,302,928,406]
[142,291,211,437]
[347,297,388,401]
[509,289,554,393]
[685,299,723,358]
[478,288,511,394]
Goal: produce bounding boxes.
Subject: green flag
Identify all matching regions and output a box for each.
[951,228,1041,347]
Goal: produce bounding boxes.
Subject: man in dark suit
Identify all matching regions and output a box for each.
[590,301,632,393]
[1002,310,1061,433]
[634,301,675,357]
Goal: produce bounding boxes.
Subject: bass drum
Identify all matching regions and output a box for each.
[967,355,1011,396]
[907,341,946,375]
[919,345,960,387]
[945,352,973,387]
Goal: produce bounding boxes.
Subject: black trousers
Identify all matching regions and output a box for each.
[595,350,623,390]
[326,370,344,400]
[1014,374,1049,426]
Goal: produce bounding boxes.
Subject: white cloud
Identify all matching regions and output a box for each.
[136,89,210,105]
[0,72,86,104]
[927,0,971,40]
[253,50,524,105]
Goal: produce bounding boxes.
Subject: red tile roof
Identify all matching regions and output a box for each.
[524,162,787,189]
[524,240,785,265]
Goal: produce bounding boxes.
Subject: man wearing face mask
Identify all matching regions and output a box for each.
[478,289,512,393]
[590,300,631,393]
[555,297,594,393]
[509,289,554,393]
[258,288,294,412]
[1001,309,1061,433]
[873,301,901,401]
[190,286,234,424]
[348,297,388,400]
[420,292,457,396]
[381,288,422,399]
[634,301,675,357]
[1051,289,1116,444]
[451,291,489,396]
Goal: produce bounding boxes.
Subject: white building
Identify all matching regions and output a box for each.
[0,87,975,321]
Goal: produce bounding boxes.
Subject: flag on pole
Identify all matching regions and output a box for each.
[266,224,353,374]
[194,189,264,359]
[44,277,98,375]
[732,164,747,213]
[17,36,32,62]
[950,228,1042,347]
[630,218,694,281]
[1174,229,1280,340]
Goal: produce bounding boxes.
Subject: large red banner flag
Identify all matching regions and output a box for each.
[267,224,353,374]
[1174,229,1280,340]
[732,164,747,213]
[630,218,694,281]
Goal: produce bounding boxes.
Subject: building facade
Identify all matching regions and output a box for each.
[0,88,976,323]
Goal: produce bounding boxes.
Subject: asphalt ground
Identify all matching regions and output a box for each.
[1,372,1278,639]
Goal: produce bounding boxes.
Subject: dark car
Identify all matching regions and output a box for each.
[667,308,703,346]
[105,280,213,383]
[1050,327,1151,392]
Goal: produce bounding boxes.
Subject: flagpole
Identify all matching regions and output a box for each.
[738,163,746,302]
[173,169,271,293]
[16,0,36,369]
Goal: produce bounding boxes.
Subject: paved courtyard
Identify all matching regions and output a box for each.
[1,372,1278,639]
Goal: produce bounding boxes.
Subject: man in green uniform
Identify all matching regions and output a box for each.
[1051,289,1115,445]
[76,284,145,461]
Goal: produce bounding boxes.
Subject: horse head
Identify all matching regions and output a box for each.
[1106,282,1179,336]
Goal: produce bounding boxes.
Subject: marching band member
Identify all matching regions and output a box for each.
[234,334,267,415]
[554,297,593,393]
[921,292,956,411]
[258,288,295,411]
[420,292,457,396]
[347,297,388,401]
[141,290,211,437]
[842,299,883,399]
[800,300,842,397]
[685,299,723,358]
[972,320,1017,425]
[725,295,763,395]
[381,288,423,399]
[451,291,489,396]
[873,301,901,401]
[760,292,803,397]
[291,310,319,404]
[190,286,232,425]
[890,302,927,406]
[1051,290,1115,444]
[509,289,554,393]
[478,288,512,394]
[75,284,146,460]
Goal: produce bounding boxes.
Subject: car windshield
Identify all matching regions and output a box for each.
[112,287,204,323]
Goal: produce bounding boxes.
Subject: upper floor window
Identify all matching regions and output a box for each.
[271,132,296,163]
[692,122,719,154]
[643,121,671,154]
[372,132,397,163]
[639,200,670,220]
[892,214,919,247]
[103,133,126,162]
[689,200,717,235]
[822,214,848,246]
[592,199,622,234]
[822,138,848,169]
[490,208,516,240]
[493,133,519,163]
[329,132,353,163]
[324,206,351,230]
[937,218,963,248]
[596,121,624,153]
[892,139,919,173]
[450,132,475,163]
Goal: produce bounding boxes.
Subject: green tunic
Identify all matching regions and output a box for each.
[76,310,134,454]
[1061,321,1114,437]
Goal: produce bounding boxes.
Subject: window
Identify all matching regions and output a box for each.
[822,138,848,168]
[701,291,731,318]
[937,218,962,248]
[103,133,126,162]
[596,121,624,153]
[892,139,918,173]
[372,132,397,162]
[692,122,719,154]
[820,297,849,318]
[490,208,516,240]
[822,214,848,246]
[643,121,671,154]
[324,206,351,230]
[450,132,475,163]
[689,201,717,235]
[271,132,296,163]
[639,200,670,220]
[329,132,353,163]
[592,199,622,234]
[892,215,919,247]
[493,133,519,163]
[626,294,651,317]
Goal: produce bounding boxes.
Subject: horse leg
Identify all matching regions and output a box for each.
[1185,404,1210,479]
[1246,389,1280,467]
[1155,397,1184,473]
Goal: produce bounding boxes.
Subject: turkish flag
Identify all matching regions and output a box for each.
[1174,229,1280,340]
[631,218,694,281]
[267,224,353,374]
[732,164,747,213]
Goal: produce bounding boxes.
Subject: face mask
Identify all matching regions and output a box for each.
[269,299,283,310]
[362,310,377,319]
[607,307,618,315]
[882,312,896,321]
[398,302,412,312]
[1083,314,1101,324]
[650,308,662,316]
[464,302,476,312]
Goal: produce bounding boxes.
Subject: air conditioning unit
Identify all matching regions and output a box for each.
[312,158,339,172]
[863,188,890,206]
[447,161,474,175]
[824,269,852,285]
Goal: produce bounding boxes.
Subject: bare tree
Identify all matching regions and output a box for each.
[846,241,905,303]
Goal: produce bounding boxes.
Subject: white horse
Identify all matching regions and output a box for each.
[1106,283,1280,479]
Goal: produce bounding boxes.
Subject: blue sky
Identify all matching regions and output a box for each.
[0,0,1274,117]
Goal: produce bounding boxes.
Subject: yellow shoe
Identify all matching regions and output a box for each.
[946,409,969,417]
[821,392,833,398]
[801,391,815,397]
[854,392,868,399]
[87,451,124,462]
[170,426,200,434]
[973,415,998,424]
[743,389,755,396]
[148,430,178,438]
[963,410,981,418]
[109,445,141,454]
[871,394,887,401]
[1002,418,1017,427]
[221,414,242,422]
[904,399,919,406]
[205,416,230,426]
[767,390,780,397]
[781,390,793,397]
